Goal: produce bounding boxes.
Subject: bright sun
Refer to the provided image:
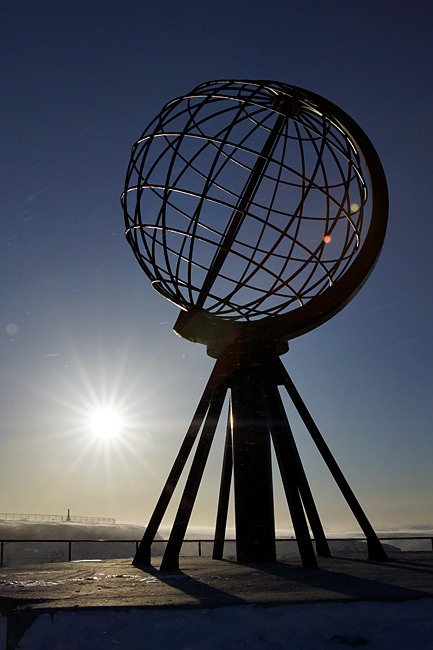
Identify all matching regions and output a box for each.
[90,408,123,439]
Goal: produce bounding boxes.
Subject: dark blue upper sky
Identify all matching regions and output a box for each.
[1,0,432,531]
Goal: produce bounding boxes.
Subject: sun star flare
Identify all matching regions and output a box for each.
[90,408,123,439]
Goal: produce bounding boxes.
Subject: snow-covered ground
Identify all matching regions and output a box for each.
[1,520,431,566]
[1,598,433,649]
[0,521,158,566]
[1,521,433,648]
[0,521,403,566]
[0,520,148,540]
[2,520,432,540]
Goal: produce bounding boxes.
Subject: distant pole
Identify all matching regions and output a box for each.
[66,508,71,522]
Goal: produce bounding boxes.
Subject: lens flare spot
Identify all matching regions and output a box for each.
[350,203,360,213]
[323,235,332,244]
[6,323,18,335]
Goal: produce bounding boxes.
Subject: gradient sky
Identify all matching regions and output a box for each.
[1,0,432,534]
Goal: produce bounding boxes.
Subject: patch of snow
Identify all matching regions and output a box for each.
[4,598,433,650]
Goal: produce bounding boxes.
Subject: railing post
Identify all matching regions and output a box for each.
[1,541,3,567]
[198,540,202,557]
[68,541,72,562]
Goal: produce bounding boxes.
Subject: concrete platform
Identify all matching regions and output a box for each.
[1,553,433,649]
[1,552,433,613]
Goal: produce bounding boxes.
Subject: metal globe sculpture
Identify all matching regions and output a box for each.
[122,80,388,570]
[122,79,387,353]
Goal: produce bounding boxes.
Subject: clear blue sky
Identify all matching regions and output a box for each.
[1,0,432,533]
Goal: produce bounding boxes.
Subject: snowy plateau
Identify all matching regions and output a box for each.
[1,521,433,649]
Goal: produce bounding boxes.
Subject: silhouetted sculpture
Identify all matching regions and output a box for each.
[121,80,389,569]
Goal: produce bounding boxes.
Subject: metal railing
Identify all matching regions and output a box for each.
[1,537,432,567]
[0,513,115,524]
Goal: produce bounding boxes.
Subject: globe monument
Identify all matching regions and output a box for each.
[121,80,389,570]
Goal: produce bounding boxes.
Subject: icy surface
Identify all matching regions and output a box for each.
[2,599,432,650]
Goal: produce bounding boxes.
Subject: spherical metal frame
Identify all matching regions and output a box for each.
[122,80,388,348]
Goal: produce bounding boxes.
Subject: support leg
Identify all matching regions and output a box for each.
[263,386,318,568]
[266,383,331,559]
[133,361,224,565]
[213,397,233,560]
[279,359,388,561]
[231,367,276,563]
[160,383,228,571]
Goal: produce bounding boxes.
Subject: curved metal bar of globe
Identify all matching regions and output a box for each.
[213,396,233,560]
[133,359,229,566]
[277,358,389,561]
[265,381,331,559]
[195,102,291,311]
[159,383,228,572]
